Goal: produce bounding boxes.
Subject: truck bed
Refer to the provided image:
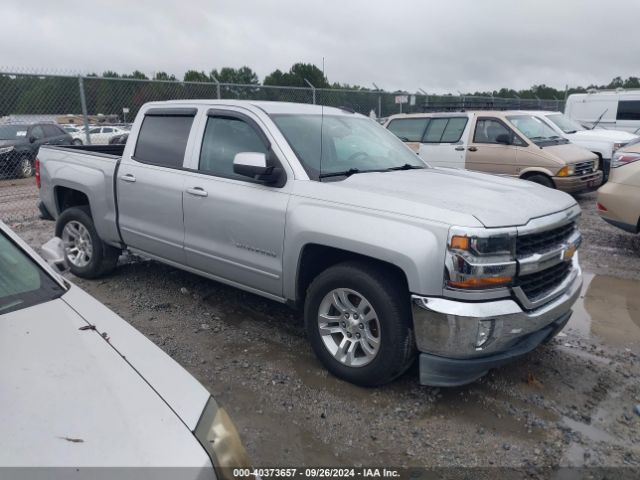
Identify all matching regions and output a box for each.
[44,144,125,158]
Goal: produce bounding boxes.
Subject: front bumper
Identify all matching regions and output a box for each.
[553,170,603,194]
[411,263,582,386]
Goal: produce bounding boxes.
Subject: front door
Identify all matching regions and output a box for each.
[466,117,522,176]
[182,110,289,297]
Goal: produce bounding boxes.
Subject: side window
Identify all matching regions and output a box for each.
[474,119,511,144]
[30,126,45,139]
[89,128,101,134]
[386,118,429,142]
[43,125,62,137]
[199,116,268,180]
[616,100,640,121]
[440,118,468,143]
[422,118,448,143]
[134,115,194,168]
[103,127,113,133]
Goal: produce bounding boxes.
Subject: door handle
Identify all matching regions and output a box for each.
[454,146,465,151]
[468,146,478,152]
[120,173,136,183]
[186,187,208,197]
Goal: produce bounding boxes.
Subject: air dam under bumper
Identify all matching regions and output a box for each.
[411,265,582,387]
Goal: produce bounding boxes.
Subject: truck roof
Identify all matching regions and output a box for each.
[143,99,355,116]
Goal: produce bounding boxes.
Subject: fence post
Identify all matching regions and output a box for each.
[211,75,221,99]
[77,75,91,145]
[304,79,316,104]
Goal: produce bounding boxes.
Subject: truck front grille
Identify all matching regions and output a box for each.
[574,160,596,176]
[517,261,572,301]
[516,221,576,257]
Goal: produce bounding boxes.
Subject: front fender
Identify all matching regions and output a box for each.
[283,198,449,301]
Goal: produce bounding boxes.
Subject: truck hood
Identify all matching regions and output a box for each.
[0,290,211,468]
[568,128,638,143]
[305,167,576,228]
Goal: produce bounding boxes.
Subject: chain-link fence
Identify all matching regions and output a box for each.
[0,70,565,222]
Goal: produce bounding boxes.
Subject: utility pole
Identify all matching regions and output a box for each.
[77,75,91,145]
[211,74,221,99]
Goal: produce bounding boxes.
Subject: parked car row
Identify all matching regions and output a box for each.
[384,110,604,193]
[64,124,130,145]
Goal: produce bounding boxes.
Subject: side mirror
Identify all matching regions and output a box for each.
[495,133,511,145]
[233,152,283,185]
[29,136,37,144]
[41,237,68,273]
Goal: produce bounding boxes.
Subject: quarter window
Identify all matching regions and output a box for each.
[134,114,194,168]
[199,116,268,180]
[616,100,640,121]
[421,117,468,143]
[386,118,429,142]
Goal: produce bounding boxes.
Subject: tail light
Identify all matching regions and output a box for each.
[596,202,608,212]
[35,158,41,189]
[611,151,640,168]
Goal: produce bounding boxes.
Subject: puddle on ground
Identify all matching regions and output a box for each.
[566,272,640,349]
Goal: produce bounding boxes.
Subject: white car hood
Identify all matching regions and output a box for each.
[312,168,577,228]
[569,128,638,143]
[0,290,211,469]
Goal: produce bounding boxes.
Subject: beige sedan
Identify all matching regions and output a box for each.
[597,142,640,233]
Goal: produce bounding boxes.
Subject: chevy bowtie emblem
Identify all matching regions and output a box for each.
[563,244,577,261]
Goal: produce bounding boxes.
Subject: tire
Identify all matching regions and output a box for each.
[525,173,555,189]
[304,261,416,387]
[55,206,120,278]
[73,138,83,145]
[16,156,34,178]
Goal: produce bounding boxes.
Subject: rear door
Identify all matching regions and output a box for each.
[466,116,523,176]
[182,108,290,297]
[42,124,70,145]
[417,116,469,168]
[117,108,198,264]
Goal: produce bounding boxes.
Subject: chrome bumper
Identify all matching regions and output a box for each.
[411,261,582,361]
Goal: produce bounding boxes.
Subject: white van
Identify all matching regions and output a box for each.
[526,111,637,181]
[565,90,640,134]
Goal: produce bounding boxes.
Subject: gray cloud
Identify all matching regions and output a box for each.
[0,0,638,93]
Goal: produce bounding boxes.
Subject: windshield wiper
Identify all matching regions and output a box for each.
[319,164,423,179]
[383,163,424,171]
[319,168,363,179]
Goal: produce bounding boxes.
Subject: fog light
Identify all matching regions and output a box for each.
[476,319,495,349]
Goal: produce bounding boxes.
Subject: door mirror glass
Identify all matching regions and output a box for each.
[233,152,282,184]
[495,133,511,145]
[28,136,36,143]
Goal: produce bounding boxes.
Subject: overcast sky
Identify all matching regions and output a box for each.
[1,0,638,93]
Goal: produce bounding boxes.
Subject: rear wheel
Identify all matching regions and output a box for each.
[55,206,120,278]
[525,173,555,189]
[304,261,416,386]
[73,138,83,145]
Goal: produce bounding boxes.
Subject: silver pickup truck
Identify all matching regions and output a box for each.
[37,100,582,387]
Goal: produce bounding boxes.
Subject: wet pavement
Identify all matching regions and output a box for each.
[6,192,640,475]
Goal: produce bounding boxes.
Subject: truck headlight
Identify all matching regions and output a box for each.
[0,146,14,155]
[613,142,625,152]
[194,396,252,480]
[446,228,516,290]
[556,164,575,177]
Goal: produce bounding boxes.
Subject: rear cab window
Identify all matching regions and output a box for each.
[386,118,430,142]
[0,233,64,315]
[134,109,196,168]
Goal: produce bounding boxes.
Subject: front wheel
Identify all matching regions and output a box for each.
[16,157,33,178]
[55,206,120,278]
[73,138,83,145]
[304,261,416,386]
[525,173,555,189]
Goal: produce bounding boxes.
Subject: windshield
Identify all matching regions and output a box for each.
[0,125,28,140]
[546,113,585,134]
[507,115,566,145]
[271,114,426,180]
[0,232,64,314]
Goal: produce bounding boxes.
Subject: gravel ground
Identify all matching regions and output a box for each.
[7,192,640,477]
